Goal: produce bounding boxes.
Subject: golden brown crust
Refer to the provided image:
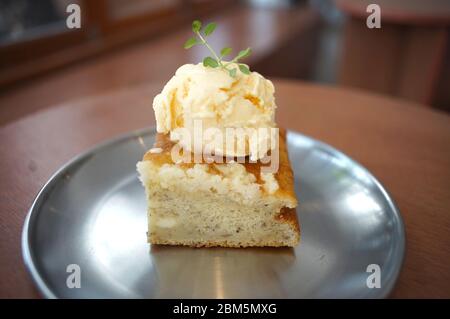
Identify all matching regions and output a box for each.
[276,207,301,239]
[149,240,295,248]
[274,128,297,202]
[149,232,299,248]
[143,128,297,203]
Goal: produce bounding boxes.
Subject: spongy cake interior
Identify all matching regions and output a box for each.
[137,130,300,247]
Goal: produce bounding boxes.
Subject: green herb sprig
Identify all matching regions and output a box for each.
[184,20,252,77]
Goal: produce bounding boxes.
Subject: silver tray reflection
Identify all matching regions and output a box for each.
[22,128,405,298]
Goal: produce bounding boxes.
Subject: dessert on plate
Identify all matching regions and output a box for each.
[137,20,299,247]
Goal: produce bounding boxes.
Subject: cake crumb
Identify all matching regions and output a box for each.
[261,172,279,194]
[149,147,163,154]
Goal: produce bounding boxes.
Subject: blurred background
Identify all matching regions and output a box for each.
[0,0,449,126]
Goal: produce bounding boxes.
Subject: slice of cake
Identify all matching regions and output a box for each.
[137,20,300,247]
[137,129,299,247]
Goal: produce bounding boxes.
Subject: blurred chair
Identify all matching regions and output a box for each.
[335,0,450,111]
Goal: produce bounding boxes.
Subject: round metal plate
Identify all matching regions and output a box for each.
[22,128,405,298]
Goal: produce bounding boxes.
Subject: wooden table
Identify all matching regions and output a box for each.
[0,79,449,298]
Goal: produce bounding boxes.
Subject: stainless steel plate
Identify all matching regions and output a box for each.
[22,128,405,298]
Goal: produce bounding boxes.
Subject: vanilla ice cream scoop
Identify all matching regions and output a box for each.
[153,63,277,160]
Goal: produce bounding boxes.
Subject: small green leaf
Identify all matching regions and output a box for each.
[236,47,252,60]
[192,20,202,32]
[204,22,217,36]
[184,37,198,49]
[203,56,219,68]
[239,64,250,74]
[220,47,232,57]
[229,68,237,77]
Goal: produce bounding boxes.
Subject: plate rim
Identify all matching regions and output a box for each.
[22,127,151,299]
[22,127,405,299]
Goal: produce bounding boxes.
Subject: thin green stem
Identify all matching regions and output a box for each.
[223,58,239,68]
[195,31,223,67]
